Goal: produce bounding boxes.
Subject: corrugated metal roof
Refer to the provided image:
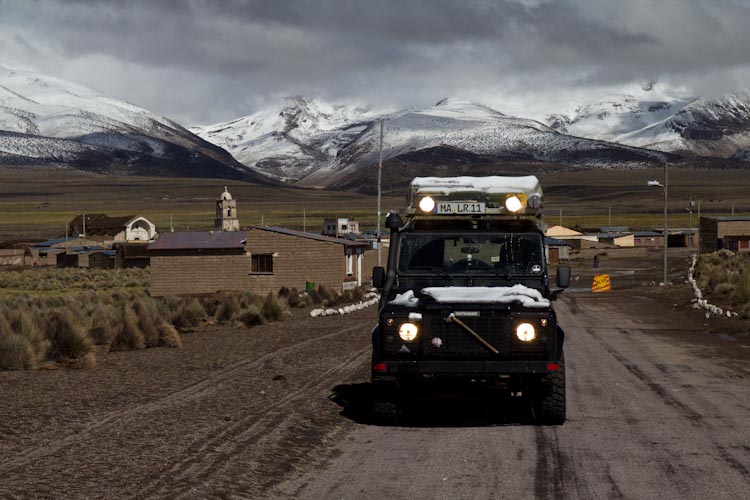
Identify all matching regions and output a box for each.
[544,237,571,247]
[250,226,371,247]
[148,231,245,251]
[703,216,750,222]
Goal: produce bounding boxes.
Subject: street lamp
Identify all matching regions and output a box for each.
[647,161,668,285]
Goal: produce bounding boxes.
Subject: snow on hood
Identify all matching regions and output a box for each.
[388,290,420,307]
[421,285,550,308]
[387,285,550,308]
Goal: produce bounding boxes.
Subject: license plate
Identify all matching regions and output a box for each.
[435,202,486,214]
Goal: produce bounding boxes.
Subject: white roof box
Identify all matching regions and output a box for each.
[407,175,543,216]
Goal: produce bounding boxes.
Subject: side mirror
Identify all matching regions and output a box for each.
[556,266,571,288]
[372,266,385,288]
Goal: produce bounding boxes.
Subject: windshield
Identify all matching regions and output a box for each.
[397,232,544,275]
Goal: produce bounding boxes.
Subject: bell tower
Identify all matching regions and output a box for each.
[215,186,239,231]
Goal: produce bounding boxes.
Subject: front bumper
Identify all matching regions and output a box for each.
[372,359,559,377]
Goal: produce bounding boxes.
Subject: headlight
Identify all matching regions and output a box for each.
[419,196,435,212]
[505,195,523,213]
[398,322,419,342]
[515,322,536,342]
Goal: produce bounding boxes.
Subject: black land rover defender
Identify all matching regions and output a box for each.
[371,176,570,424]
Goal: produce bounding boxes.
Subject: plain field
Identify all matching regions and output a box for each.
[1,165,749,242]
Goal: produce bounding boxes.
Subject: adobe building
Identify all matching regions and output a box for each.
[323,217,360,238]
[148,227,374,297]
[215,187,240,231]
[699,216,750,253]
[245,226,372,294]
[148,231,249,297]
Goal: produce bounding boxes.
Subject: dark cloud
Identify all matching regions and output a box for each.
[1,0,749,123]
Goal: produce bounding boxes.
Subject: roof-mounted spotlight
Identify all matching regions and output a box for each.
[505,195,523,213]
[419,196,436,213]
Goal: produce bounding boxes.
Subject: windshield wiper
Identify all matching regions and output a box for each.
[486,268,513,280]
[408,266,453,280]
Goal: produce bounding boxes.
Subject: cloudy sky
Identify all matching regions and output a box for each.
[1,0,749,125]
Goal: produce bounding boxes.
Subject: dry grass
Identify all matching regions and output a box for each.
[696,251,750,316]
[0,265,364,370]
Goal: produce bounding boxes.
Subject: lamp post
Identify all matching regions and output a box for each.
[647,160,669,285]
[377,119,384,266]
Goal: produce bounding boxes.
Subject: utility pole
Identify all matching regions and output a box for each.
[664,160,669,286]
[303,208,306,233]
[608,205,612,228]
[82,213,86,238]
[377,119,384,266]
[170,212,174,232]
[688,194,693,248]
[559,208,562,227]
[732,204,735,216]
[261,213,264,227]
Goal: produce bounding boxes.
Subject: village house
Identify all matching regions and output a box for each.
[322,217,360,238]
[148,231,249,296]
[148,187,376,297]
[148,227,374,297]
[544,237,571,263]
[699,216,750,253]
[69,214,158,243]
[245,226,372,294]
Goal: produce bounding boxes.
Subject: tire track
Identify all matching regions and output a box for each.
[0,323,364,479]
[135,347,370,499]
[584,326,750,478]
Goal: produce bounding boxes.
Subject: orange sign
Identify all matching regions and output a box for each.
[592,274,611,293]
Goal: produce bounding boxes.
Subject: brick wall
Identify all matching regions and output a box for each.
[150,252,251,297]
[246,229,345,294]
[717,220,750,239]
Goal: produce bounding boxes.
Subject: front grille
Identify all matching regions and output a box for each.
[382,310,552,359]
[427,316,512,356]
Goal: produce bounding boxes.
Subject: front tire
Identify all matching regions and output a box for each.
[534,352,566,425]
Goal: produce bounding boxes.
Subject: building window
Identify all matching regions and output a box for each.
[251,254,273,273]
[341,224,348,231]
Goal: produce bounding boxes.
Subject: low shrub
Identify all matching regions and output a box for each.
[171,298,206,330]
[158,322,182,348]
[132,295,161,347]
[0,315,36,370]
[44,308,95,365]
[239,305,265,327]
[731,273,750,306]
[112,305,145,351]
[261,293,288,322]
[216,294,240,323]
[88,304,118,346]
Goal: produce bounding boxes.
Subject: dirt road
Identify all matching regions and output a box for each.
[2,286,750,499]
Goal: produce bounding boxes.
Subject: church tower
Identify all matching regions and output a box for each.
[215,186,239,231]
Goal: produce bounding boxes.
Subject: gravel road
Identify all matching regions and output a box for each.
[1,287,750,500]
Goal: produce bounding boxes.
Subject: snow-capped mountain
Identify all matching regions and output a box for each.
[0,65,269,182]
[547,83,750,158]
[195,97,665,188]
[191,96,375,182]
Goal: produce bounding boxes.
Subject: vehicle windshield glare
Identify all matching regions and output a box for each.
[397,232,544,275]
